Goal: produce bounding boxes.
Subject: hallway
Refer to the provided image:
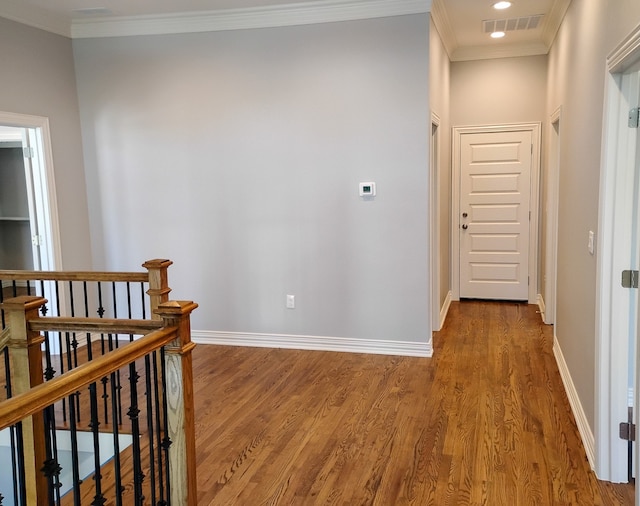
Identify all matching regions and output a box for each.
[191,300,634,505]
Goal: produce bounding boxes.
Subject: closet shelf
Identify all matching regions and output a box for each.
[0,217,30,222]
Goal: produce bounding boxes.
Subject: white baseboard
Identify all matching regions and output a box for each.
[192,330,433,358]
[537,293,546,318]
[439,290,452,330]
[553,335,595,469]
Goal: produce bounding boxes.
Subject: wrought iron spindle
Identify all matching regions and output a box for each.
[110,369,125,506]
[112,283,124,426]
[160,347,172,503]
[153,350,167,504]
[140,281,147,319]
[67,392,82,506]
[42,404,63,505]
[88,382,106,506]
[144,354,158,505]
[128,362,145,505]
[14,422,27,506]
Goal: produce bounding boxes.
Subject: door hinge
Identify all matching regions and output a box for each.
[23,146,35,158]
[32,235,42,247]
[629,107,640,128]
[621,269,639,288]
[620,421,636,441]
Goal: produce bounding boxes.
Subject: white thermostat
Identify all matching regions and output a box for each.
[359,182,376,197]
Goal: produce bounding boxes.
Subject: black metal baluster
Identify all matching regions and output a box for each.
[54,281,67,423]
[113,283,124,426]
[14,422,27,506]
[126,283,134,343]
[160,347,172,503]
[153,350,167,505]
[96,282,110,424]
[41,334,62,505]
[88,382,106,506]
[128,362,145,505]
[140,282,147,319]
[110,368,124,506]
[42,404,63,506]
[144,354,157,504]
[67,392,82,506]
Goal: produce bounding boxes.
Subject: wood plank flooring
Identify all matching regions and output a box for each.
[192,300,634,505]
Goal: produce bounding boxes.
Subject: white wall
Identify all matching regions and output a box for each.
[547,0,640,435]
[450,55,548,127]
[73,15,432,344]
[0,18,92,269]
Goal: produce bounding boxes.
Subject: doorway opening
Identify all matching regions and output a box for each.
[0,112,61,276]
[596,24,640,487]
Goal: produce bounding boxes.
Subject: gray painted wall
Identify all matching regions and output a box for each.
[73,15,432,340]
[547,0,640,432]
[0,18,92,269]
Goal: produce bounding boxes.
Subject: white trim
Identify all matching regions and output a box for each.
[431,112,441,332]
[537,293,546,320]
[451,123,541,304]
[553,335,596,470]
[439,290,452,329]
[544,106,562,325]
[192,330,433,358]
[451,41,548,62]
[70,0,431,39]
[595,23,640,482]
[0,112,62,273]
[0,0,70,37]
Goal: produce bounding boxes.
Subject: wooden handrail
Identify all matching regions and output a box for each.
[0,325,176,430]
[29,317,163,335]
[0,270,149,283]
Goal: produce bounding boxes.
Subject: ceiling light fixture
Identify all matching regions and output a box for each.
[491,31,506,38]
[493,1,512,9]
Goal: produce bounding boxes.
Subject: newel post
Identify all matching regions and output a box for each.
[3,296,49,506]
[143,259,173,320]
[155,300,198,506]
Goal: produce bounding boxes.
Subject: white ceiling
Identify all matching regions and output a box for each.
[0,0,570,61]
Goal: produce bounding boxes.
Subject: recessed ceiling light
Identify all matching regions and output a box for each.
[491,31,506,38]
[493,1,512,9]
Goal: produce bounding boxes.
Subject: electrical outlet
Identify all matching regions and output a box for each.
[286,294,295,309]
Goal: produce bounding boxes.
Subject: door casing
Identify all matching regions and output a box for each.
[0,111,62,273]
[452,123,541,304]
[596,24,640,485]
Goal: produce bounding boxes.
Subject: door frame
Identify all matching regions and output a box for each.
[431,112,442,331]
[0,111,62,272]
[595,24,640,484]
[543,107,562,324]
[452,123,541,304]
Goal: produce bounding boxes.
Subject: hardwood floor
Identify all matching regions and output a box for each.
[192,300,635,505]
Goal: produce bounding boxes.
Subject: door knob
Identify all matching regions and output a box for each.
[462,212,468,218]
[462,224,468,230]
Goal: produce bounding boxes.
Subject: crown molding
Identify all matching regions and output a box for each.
[429,0,456,59]
[451,41,549,62]
[0,0,70,37]
[541,0,571,49]
[71,0,431,39]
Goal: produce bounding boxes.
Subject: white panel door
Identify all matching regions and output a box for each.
[459,130,532,300]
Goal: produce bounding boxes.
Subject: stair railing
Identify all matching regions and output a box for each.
[0,260,198,505]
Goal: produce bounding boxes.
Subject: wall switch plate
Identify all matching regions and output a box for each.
[286,294,295,309]
[588,230,595,255]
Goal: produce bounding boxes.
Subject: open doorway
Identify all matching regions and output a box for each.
[0,112,61,275]
[596,24,640,489]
